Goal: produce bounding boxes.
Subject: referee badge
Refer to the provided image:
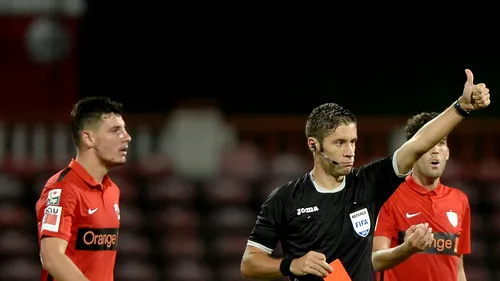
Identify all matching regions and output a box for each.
[349,208,371,237]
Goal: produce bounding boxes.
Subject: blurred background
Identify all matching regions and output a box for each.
[1,1,500,280]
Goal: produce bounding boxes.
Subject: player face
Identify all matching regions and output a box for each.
[320,123,357,176]
[92,114,132,167]
[414,138,449,179]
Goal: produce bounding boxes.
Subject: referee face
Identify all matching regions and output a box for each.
[320,123,357,176]
[92,113,132,167]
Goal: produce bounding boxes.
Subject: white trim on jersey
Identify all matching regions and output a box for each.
[309,172,346,193]
[247,240,273,254]
[392,149,412,178]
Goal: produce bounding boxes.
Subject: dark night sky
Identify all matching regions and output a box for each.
[78,2,500,117]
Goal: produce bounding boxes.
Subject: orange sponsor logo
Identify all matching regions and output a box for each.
[83,230,118,249]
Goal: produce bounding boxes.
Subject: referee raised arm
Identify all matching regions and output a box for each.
[240,69,491,281]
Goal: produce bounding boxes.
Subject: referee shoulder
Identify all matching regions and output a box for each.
[268,174,311,200]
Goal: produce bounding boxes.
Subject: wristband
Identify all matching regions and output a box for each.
[453,100,470,117]
[279,256,294,276]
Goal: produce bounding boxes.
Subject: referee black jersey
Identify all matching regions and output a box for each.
[247,152,409,281]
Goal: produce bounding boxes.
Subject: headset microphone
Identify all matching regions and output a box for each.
[320,153,340,165]
[311,143,339,165]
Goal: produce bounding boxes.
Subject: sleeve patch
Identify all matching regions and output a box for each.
[47,189,62,205]
[41,206,62,232]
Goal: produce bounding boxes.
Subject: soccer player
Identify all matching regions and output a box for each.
[35,96,131,281]
[240,69,490,281]
[372,112,471,281]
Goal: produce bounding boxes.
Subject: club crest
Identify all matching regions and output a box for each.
[446,210,458,227]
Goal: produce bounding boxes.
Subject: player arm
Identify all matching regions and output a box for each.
[241,188,285,280]
[372,204,414,272]
[395,105,466,174]
[40,238,90,281]
[372,236,416,272]
[39,185,88,281]
[396,69,490,174]
[457,255,467,281]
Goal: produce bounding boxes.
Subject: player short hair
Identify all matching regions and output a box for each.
[70,96,124,147]
[305,103,357,142]
[404,112,440,140]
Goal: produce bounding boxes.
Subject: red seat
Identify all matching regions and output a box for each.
[159,233,205,259]
[209,207,255,232]
[464,264,491,281]
[0,258,40,280]
[218,262,248,281]
[468,239,487,260]
[155,206,199,232]
[210,234,248,260]
[0,230,37,256]
[0,204,30,229]
[219,142,266,181]
[165,259,211,281]
[115,259,159,281]
[203,177,251,205]
[0,173,24,201]
[146,176,196,205]
[116,232,151,258]
[119,203,145,230]
[269,153,307,177]
[108,173,137,203]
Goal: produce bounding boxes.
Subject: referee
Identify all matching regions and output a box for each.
[240,69,491,281]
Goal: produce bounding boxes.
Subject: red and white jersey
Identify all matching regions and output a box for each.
[36,159,120,281]
[375,175,471,281]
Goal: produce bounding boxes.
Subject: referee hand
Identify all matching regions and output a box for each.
[290,251,333,277]
[459,69,491,111]
[403,223,434,253]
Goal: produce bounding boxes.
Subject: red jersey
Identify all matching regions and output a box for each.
[36,159,121,281]
[374,175,471,281]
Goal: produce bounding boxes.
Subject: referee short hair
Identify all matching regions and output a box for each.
[70,96,124,147]
[305,103,357,142]
[404,112,440,141]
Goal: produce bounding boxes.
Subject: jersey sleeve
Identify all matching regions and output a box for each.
[374,201,396,239]
[457,195,471,255]
[358,149,409,208]
[247,186,285,254]
[38,183,78,241]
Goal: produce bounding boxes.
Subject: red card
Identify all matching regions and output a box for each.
[324,259,351,281]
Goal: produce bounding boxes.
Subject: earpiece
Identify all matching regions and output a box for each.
[310,142,340,165]
[310,143,317,152]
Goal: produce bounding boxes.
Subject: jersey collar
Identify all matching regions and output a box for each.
[309,172,346,193]
[69,159,112,189]
[405,174,443,195]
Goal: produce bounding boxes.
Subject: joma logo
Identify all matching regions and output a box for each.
[297,206,319,215]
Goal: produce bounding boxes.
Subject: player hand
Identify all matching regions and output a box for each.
[290,251,333,277]
[403,223,434,253]
[459,69,491,111]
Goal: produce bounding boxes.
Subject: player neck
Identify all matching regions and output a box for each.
[411,170,440,191]
[75,152,109,184]
[311,165,344,190]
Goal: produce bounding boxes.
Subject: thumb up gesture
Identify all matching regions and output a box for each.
[460,69,491,111]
